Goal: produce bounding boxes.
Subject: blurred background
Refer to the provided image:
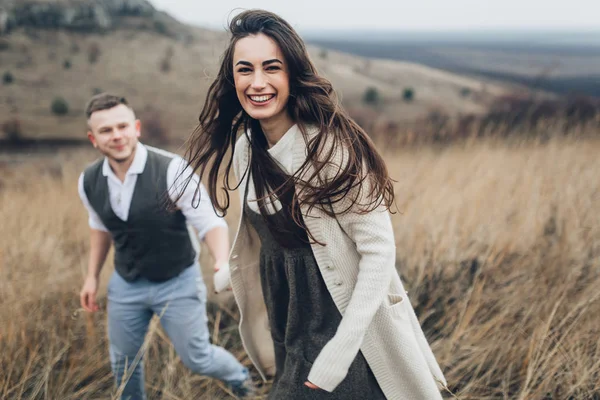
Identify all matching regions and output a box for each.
[1,1,599,399]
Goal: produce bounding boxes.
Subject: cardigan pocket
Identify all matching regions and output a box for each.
[386,293,409,322]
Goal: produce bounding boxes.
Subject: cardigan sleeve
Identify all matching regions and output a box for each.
[306,143,397,392]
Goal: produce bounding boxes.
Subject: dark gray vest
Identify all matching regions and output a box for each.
[83,147,196,282]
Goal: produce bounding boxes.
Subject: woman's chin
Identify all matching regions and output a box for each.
[248,111,274,122]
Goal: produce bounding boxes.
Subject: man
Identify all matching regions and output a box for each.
[77,93,253,399]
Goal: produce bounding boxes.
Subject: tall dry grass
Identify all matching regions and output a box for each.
[387,138,600,399]
[1,137,600,399]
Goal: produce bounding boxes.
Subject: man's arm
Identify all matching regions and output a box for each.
[80,229,112,312]
[77,173,112,312]
[167,158,230,270]
[203,226,230,271]
[86,229,112,279]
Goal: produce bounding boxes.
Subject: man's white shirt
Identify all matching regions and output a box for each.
[77,143,227,249]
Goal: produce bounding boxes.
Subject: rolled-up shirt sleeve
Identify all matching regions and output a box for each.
[167,157,228,241]
[77,173,109,232]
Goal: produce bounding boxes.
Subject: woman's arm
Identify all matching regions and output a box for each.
[306,145,397,392]
[307,204,396,392]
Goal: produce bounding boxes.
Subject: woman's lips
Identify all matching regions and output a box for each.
[248,94,275,106]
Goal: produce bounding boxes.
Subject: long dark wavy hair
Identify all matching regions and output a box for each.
[181,9,395,242]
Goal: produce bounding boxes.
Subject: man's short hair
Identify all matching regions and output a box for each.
[85,93,133,119]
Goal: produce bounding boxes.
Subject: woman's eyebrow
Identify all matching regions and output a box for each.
[234,59,283,67]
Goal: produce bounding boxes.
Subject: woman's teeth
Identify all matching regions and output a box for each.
[249,95,274,103]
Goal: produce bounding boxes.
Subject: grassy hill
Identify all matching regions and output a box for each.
[0,1,521,142]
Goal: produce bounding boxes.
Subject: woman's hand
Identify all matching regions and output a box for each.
[304,381,320,390]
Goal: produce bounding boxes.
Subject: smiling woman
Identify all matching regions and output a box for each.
[182,9,447,400]
[233,35,291,144]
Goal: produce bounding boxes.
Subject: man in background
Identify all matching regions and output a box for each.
[77,93,253,399]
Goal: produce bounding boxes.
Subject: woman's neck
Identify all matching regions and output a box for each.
[259,113,295,148]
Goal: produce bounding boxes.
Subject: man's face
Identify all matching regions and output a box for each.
[87,104,141,163]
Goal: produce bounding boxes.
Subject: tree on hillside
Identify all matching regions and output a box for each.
[403,88,414,102]
[88,42,101,64]
[363,87,380,106]
[159,46,174,73]
[51,97,69,116]
[3,71,14,85]
[70,42,80,54]
[154,21,168,35]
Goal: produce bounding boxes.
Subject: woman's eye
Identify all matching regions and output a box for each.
[266,66,280,71]
[237,68,251,73]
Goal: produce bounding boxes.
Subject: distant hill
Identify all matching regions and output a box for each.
[0,1,520,141]
[305,30,600,98]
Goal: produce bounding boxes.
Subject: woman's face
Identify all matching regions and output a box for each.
[233,33,291,127]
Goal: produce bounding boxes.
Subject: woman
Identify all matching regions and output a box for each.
[183,9,447,399]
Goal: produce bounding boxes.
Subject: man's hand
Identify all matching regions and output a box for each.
[214,258,230,272]
[80,275,100,312]
[213,261,232,293]
[81,228,111,312]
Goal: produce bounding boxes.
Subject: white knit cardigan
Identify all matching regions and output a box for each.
[227,125,447,399]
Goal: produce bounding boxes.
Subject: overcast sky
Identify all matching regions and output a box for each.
[150,0,599,32]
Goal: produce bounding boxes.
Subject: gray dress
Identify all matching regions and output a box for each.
[244,180,387,399]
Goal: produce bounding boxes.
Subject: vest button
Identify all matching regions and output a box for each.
[335,280,343,286]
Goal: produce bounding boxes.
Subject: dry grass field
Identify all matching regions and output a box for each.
[2,135,600,399]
